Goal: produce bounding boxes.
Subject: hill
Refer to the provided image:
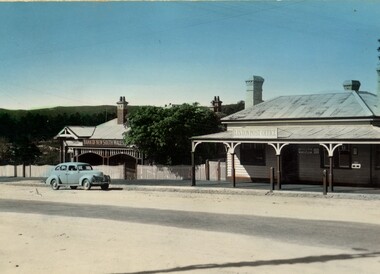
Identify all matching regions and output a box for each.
[0,105,141,119]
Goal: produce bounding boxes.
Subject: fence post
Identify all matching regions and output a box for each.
[323,169,327,195]
[217,160,221,181]
[270,167,274,192]
[191,151,196,186]
[22,163,26,178]
[205,160,210,181]
[14,165,17,177]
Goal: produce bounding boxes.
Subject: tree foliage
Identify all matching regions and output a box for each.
[0,109,117,164]
[0,137,11,165]
[125,104,223,165]
[221,100,245,116]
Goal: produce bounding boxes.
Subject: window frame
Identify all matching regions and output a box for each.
[240,143,266,166]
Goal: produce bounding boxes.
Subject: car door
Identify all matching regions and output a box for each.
[67,164,81,184]
[58,164,68,184]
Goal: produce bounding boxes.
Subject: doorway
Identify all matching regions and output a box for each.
[282,145,299,183]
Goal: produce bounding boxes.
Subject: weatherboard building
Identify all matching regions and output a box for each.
[192,73,380,189]
[55,97,142,178]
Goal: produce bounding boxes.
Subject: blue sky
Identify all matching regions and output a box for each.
[0,1,379,109]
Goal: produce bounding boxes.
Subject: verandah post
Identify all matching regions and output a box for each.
[329,156,334,192]
[191,151,196,186]
[231,153,236,188]
[276,154,281,190]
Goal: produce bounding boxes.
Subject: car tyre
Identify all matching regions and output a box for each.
[101,184,109,191]
[70,186,78,190]
[83,179,91,190]
[51,179,60,190]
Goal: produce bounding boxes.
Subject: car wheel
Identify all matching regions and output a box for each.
[51,179,60,190]
[82,179,91,190]
[70,186,78,190]
[101,184,109,190]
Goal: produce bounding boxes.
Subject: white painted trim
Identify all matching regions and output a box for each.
[268,143,289,155]
[319,143,342,157]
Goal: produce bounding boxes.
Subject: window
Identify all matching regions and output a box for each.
[338,146,351,168]
[321,145,351,169]
[240,143,266,166]
[78,164,93,171]
[68,165,77,171]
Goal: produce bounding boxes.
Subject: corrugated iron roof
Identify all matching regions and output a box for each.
[193,125,380,142]
[56,119,128,140]
[223,91,378,121]
[55,126,96,139]
[90,118,129,139]
[67,126,96,137]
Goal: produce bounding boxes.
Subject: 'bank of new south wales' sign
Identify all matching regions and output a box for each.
[232,128,278,138]
[83,139,125,147]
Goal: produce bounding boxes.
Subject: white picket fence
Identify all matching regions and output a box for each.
[0,161,226,181]
[136,161,226,181]
[0,164,125,179]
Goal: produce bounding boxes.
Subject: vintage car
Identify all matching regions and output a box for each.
[45,162,111,190]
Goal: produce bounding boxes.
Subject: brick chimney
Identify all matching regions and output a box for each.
[245,76,264,109]
[343,80,361,92]
[116,96,128,124]
[210,96,222,113]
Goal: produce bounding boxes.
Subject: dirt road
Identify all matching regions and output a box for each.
[1,181,380,274]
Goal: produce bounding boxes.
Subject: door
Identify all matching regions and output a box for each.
[282,145,299,183]
[66,164,81,184]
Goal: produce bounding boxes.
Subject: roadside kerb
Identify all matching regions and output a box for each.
[2,179,380,201]
[122,185,380,200]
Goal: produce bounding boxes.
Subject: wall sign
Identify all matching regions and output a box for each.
[83,139,125,147]
[232,128,278,138]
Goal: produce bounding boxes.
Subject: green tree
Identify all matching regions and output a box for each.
[221,100,245,116]
[12,138,41,165]
[125,104,223,165]
[0,137,11,164]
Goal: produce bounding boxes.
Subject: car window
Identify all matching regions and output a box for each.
[78,165,93,171]
[55,166,61,171]
[60,165,67,171]
[68,165,77,171]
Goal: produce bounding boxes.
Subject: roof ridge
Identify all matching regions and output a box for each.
[351,91,375,116]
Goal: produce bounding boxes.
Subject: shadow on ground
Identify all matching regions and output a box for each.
[114,251,380,274]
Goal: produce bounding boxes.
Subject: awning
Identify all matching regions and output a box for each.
[192,125,380,144]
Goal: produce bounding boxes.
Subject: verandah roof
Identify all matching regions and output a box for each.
[192,125,380,144]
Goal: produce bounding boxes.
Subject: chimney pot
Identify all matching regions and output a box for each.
[343,80,361,92]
